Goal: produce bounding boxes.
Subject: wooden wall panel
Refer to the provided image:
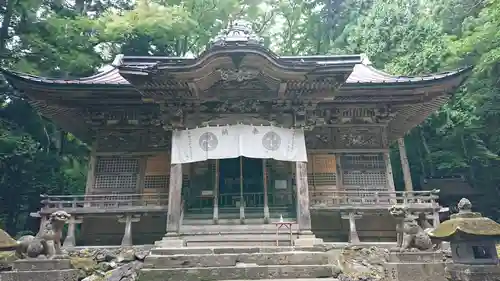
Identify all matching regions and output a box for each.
[145,152,170,175]
[313,154,336,173]
[144,152,170,194]
[308,153,337,202]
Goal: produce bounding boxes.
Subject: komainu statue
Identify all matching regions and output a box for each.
[399,215,433,252]
[16,210,71,259]
[389,205,408,248]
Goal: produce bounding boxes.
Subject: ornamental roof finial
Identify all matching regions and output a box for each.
[457,197,472,213]
[209,19,264,48]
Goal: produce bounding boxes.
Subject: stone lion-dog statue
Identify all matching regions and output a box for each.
[16,210,71,259]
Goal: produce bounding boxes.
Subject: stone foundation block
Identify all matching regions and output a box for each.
[144,251,330,268]
[138,264,341,281]
[384,251,447,281]
[154,237,186,248]
[294,235,323,246]
[12,259,73,271]
[150,246,323,256]
[0,259,78,281]
[446,263,500,281]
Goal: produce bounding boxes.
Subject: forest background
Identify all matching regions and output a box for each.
[0,0,499,236]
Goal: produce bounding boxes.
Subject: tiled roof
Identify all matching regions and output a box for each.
[1,57,468,87]
[345,64,462,84]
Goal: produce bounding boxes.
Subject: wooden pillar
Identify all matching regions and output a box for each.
[263,159,270,223]
[295,161,312,234]
[239,157,245,224]
[398,138,414,192]
[84,143,97,194]
[213,160,219,224]
[118,214,141,247]
[384,152,396,192]
[335,154,343,206]
[166,164,183,236]
[63,216,82,249]
[136,156,147,194]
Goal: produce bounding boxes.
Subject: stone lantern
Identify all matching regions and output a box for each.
[429,198,500,281]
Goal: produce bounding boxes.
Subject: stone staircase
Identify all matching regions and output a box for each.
[138,246,341,281]
[179,224,300,247]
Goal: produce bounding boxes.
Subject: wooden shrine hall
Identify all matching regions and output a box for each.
[1,21,471,247]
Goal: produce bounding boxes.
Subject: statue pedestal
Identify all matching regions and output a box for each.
[446,263,500,281]
[384,251,447,281]
[0,259,78,281]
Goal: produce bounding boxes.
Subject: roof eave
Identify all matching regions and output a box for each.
[1,68,134,90]
[343,66,472,89]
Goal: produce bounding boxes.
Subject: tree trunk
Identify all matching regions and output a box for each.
[0,0,15,56]
[419,126,434,176]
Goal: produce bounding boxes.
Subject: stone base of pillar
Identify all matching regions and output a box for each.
[341,212,362,244]
[294,231,323,246]
[154,233,186,248]
[263,206,270,224]
[2,259,78,281]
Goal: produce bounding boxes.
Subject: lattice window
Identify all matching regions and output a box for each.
[311,173,336,186]
[94,174,137,190]
[341,154,384,170]
[96,157,139,174]
[94,157,139,190]
[144,175,169,189]
[343,171,387,186]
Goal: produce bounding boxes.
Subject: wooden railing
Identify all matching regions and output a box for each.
[186,191,295,211]
[309,190,439,209]
[40,193,169,212]
[38,190,438,214]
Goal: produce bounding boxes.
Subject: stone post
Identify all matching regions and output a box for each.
[294,161,323,246]
[39,215,48,233]
[62,216,82,249]
[398,138,414,192]
[213,159,219,224]
[239,157,245,224]
[341,211,362,244]
[118,214,141,247]
[263,159,270,223]
[432,211,440,228]
[156,163,186,247]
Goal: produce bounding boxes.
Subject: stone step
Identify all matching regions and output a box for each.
[184,234,296,242]
[181,223,299,234]
[150,246,324,256]
[187,240,292,247]
[144,251,330,268]
[182,233,297,247]
[138,264,341,281]
[221,278,338,281]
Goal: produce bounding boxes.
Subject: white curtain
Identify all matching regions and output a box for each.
[171,125,307,164]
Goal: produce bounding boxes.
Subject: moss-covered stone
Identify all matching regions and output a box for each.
[70,257,97,279]
[430,202,500,239]
[0,229,18,250]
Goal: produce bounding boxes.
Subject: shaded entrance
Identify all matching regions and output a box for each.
[219,157,264,213]
[183,157,296,223]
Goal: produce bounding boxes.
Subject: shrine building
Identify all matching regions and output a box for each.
[1,21,471,247]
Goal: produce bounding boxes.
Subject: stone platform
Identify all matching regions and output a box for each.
[384,251,447,281]
[138,246,341,281]
[0,259,78,281]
